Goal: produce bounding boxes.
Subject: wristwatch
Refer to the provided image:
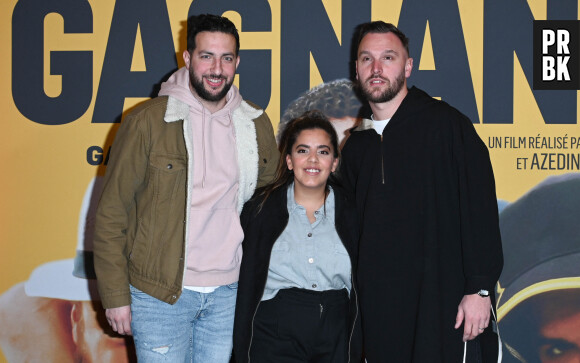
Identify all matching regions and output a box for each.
[477,289,490,297]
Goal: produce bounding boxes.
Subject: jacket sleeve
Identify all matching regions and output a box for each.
[93,112,150,309]
[234,197,262,363]
[253,111,280,188]
[338,135,360,195]
[453,113,504,296]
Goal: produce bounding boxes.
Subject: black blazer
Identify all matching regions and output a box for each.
[233,182,362,363]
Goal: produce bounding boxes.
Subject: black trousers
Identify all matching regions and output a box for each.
[250,288,350,363]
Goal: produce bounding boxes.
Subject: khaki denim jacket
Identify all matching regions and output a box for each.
[93,96,279,309]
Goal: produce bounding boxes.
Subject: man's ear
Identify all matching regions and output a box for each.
[405,57,413,78]
[183,50,191,68]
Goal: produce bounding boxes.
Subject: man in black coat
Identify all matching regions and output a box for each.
[341,21,503,362]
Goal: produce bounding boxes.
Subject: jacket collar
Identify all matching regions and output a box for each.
[262,182,347,222]
[353,118,374,132]
[164,96,190,123]
[163,96,263,124]
[353,86,435,133]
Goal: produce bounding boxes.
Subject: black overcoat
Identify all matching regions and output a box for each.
[233,182,362,363]
[341,87,503,362]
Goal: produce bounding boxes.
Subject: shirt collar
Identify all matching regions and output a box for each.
[286,182,301,214]
[286,182,334,219]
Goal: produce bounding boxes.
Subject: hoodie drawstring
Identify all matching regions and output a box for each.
[201,111,206,188]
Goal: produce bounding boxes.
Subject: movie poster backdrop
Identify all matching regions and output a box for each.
[1,1,579,362]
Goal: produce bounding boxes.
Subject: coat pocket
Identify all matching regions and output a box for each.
[130,153,186,275]
[149,153,187,201]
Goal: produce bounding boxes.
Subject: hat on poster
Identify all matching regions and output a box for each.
[24,176,104,301]
[497,172,580,319]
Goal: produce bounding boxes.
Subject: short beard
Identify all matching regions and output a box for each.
[358,71,406,103]
[189,70,233,102]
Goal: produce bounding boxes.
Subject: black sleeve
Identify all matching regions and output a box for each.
[339,135,360,195]
[453,113,504,295]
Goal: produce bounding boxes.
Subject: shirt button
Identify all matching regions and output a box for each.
[307,232,312,237]
[314,211,319,214]
[167,164,173,169]
[308,258,314,264]
[312,284,317,289]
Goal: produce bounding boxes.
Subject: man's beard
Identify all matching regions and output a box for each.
[189,70,233,102]
[358,71,405,103]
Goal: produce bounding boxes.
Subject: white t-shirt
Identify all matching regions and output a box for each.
[371,115,390,135]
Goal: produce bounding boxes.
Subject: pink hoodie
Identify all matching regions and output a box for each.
[159,67,244,287]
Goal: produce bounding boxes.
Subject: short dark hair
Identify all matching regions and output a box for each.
[187,14,240,55]
[356,21,409,57]
[279,79,363,141]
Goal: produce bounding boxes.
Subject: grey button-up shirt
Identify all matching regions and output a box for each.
[261,184,352,301]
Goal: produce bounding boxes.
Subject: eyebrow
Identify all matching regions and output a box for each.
[295,144,331,150]
[359,49,399,57]
[199,50,236,57]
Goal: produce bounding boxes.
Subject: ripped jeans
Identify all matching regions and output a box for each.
[130,283,237,362]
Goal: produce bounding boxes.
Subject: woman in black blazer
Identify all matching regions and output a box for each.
[233,110,361,363]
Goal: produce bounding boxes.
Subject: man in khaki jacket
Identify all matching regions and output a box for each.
[93,14,278,362]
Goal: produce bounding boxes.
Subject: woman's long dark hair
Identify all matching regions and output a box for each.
[258,110,341,210]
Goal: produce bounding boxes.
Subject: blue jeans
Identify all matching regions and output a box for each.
[130,283,237,362]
